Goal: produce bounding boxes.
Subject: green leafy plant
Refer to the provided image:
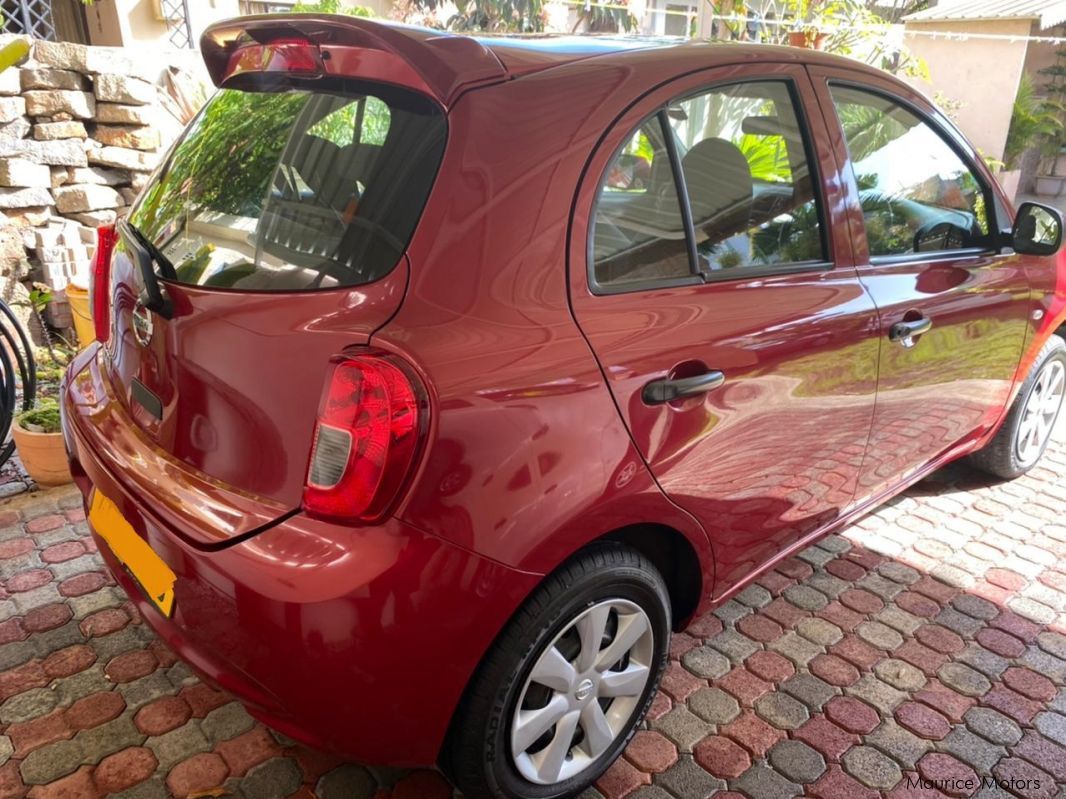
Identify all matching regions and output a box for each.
[290,0,375,15]
[17,397,60,435]
[571,0,637,33]
[22,284,74,369]
[399,0,546,31]
[1004,73,1065,172]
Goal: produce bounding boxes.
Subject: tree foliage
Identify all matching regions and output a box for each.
[290,0,374,15]
[1005,73,1065,171]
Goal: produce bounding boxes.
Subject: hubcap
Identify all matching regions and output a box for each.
[1016,359,1065,467]
[510,599,654,786]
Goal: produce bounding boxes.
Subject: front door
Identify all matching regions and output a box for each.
[810,69,1032,502]
[569,66,880,598]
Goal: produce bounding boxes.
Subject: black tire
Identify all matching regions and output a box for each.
[441,544,671,799]
[969,334,1066,479]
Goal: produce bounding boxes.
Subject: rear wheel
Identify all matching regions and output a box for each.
[442,545,670,799]
[970,335,1066,479]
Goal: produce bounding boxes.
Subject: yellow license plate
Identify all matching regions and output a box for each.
[89,490,176,618]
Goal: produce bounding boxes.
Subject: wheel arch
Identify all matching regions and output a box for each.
[596,523,704,631]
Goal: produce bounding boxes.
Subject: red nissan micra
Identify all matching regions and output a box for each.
[61,14,1066,799]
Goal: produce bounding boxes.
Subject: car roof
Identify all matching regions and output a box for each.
[476,34,675,76]
[478,34,888,83]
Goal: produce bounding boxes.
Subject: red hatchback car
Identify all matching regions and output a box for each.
[62,14,1066,799]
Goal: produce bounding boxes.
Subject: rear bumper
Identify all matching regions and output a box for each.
[61,345,541,766]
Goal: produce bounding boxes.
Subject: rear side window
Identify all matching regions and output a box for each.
[665,82,824,273]
[591,80,826,291]
[592,119,692,286]
[829,85,991,258]
[130,85,446,291]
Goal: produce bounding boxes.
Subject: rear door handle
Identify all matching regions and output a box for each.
[642,371,726,404]
[888,317,932,348]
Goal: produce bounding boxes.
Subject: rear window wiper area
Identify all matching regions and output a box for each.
[118,219,177,320]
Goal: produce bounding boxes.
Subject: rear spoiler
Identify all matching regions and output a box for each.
[201,15,509,109]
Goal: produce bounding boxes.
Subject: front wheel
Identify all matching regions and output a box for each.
[442,544,671,799]
[970,334,1066,479]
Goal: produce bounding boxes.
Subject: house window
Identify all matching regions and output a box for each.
[240,0,297,14]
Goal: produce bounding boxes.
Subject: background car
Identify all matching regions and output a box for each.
[61,15,1066,799]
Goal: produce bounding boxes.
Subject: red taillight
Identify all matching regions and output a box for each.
[302,353,425,523]
[225,36,322,81]
[89,223,117,345]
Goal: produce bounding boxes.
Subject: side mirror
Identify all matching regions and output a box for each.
[1012,202,1063,255]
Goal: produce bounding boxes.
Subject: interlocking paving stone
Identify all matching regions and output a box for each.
[238,756,302,799]
[963,707,1023,746]
[938,663,993,698]
[652,706,712,753]
[754,691,809,730]
[768,739,826,784]
[797,617,844,647]
[769,631,823,667]
[857,621,905,651]
[9,442,1066,798]
[681,646,731,680]
[874,659,927,692]
[692,735,750,780]
[201,701,256,744]
[1020,648,1066,683]
[655,755,723,799]
[783,584,829,611]
[864,720,930,770]
[940,726,1007,773]
[956,643,1009,680]
[687,687,740,726]
[780,673,837,711]
[846,674,909,712]
[842,745,903,790]
[708,629,761,664]
[732,761,802,799]
[1033,710,1066,746]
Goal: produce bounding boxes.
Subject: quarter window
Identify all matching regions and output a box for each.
[829,85,991,258]
[591,80,826,290]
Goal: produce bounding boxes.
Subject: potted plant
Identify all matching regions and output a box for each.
[1034,54,1066,195]
[12,398,70,486]
[11,285,75,487]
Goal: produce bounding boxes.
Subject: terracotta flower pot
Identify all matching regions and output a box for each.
[787,30,826,49]
[12,420,72,487]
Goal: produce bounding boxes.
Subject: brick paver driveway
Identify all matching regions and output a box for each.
[2,426,1066,799]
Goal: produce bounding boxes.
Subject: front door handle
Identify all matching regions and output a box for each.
[642,370,726,404]
[888,317,932,348]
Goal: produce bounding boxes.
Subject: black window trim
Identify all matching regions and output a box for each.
[588,76,834,296]
[826,79,1002,267]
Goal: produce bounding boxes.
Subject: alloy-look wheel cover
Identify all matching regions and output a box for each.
[1017,359,1065,467]
[509,599,654,786]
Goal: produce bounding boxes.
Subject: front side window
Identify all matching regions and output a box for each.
[591,80,825,290]
[829,85,990,258]
[129,84,445,291]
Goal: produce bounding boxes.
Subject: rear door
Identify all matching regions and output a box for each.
[98,63,447,542]
[570,64,880,597]
[809,68,1030,502]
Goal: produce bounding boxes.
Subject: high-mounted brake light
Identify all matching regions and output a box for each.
[89,224,117,345]
[201,17,509,109]
[225,36,322,81]
[303,353,426,523]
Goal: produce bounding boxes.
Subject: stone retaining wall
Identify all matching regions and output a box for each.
[0,36,201,336]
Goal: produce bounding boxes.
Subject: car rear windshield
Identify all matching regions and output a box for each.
[128,82,446,291]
